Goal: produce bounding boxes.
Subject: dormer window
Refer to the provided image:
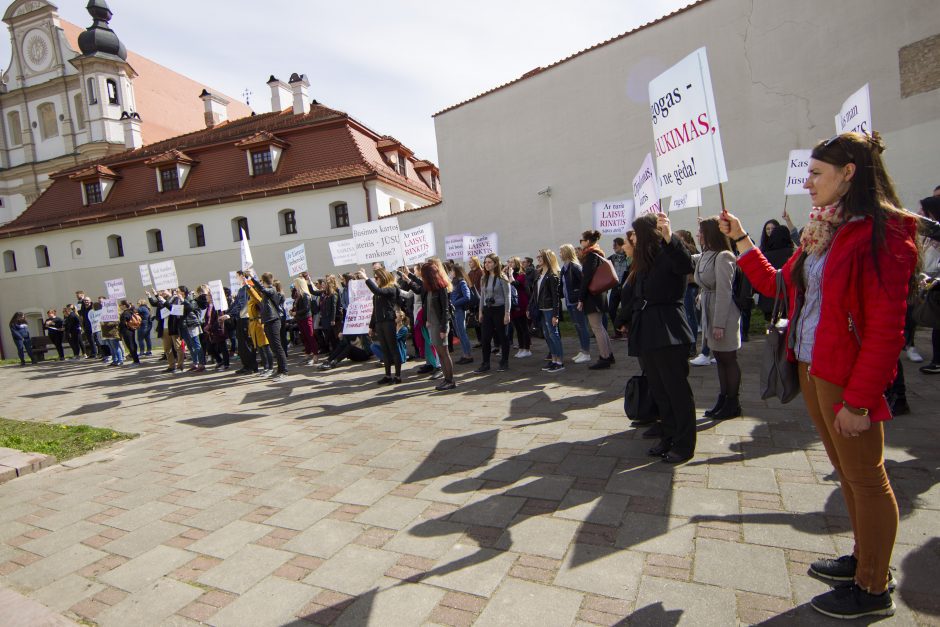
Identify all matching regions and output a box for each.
[145,150,196,192]
[413,160,440,193]
[397,152,407,176]
[84,181,102,204]
[235,131,288,176]
[69,164,120,206]
[160,168,180,191]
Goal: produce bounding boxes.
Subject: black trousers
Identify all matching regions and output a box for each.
[264,319,288,374]
[374,320,402,375]
[66,330,82,357]
[120,328,139,363]
[49,332,65,359]
[639,343,696,457]
[237,317,258,371]
[511,316,531,350]
[481,305,509,366]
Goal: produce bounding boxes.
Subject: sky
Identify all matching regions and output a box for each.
[1,0,694,164]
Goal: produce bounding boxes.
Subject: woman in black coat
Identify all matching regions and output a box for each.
[360,267,403,384]
[64,304,83,358]
[757,224,794,316]
[616,213,696,463]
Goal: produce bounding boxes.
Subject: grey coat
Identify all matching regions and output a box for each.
[694,250,741,352]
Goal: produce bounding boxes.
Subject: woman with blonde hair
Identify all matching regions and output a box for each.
[361,266,404,384]
[474,253,512,373]
[535,249,564,372]
[559,243,592,363]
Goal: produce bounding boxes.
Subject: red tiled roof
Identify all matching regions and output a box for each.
[234,131,289,150]
[143,150,197,167]
[433,1,708,117]
[68,164,120,180]
[0,105,441,238]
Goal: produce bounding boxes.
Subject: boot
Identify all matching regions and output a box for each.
[712,395,742,420]
[703,394,726,418]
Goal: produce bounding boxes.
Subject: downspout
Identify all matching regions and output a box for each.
[361,179,372,222]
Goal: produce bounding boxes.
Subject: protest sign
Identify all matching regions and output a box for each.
[159,307,170,320]
[105,278,126,300]
[649,47,728,199]
[784,150,812,195]
[149,260,178,291]
[592,200,633,235]
[353,217,404,269]
[100,298,119,322]
[284,243,307,276]
[445,233,470,260]
[90,309,102,333]
[229,271,241,295]
[342,279,374,335]
[240,228,253,271]
[283,298,294,314]
[329,238,357,266]
[462,233,498,262]
[632,153,661,214]
[208,280,227,312]
[139,264,152,287]
[668,189,702,212]
[170,304,184,317]
[835,83,871,135]
[402,222,436,265]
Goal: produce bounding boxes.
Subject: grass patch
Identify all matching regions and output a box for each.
[0,418,135,462]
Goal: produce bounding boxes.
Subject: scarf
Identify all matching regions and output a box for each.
[799,203,845,256]
[579,244,605,260]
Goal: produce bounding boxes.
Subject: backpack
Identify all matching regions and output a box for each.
[127,312,142,330]
[509,283,519,310]
[468,286,481,311]
[731,268,753,311]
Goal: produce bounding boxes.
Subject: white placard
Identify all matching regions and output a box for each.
[139,264,152,287]
[90,309,102,333]
[170,304,184,317]
[784,149,812,196]
[240,229,253,271]
[445,233,470,260]
[329,238,357,266]
[668,189,702,212]
[342,280,373,335]
[229,271,241,295]
[593,200,634,235]
[462,233,498,262]
[284,243,307,276]
[402,222,437,265]
[160,307,170,320]
[835,83,871,135]
[649,47,728,199]
[353,217,404,269]
[100,298,119,323]
[105,278,126,300]
[149,260,179,291]
[208,280,227,312]
[632,153,661,214]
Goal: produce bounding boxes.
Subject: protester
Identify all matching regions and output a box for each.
[721,131,917,619]
[675,230,702,358]
[204,291,230,370]
[250,273,289,381]
[292,277,319,366]
[370,310,409,366]
[757,224,795,316]
[118,300,141,365]
[535,249,564,372]
[449,263,474,365]
[918,195,940,375]
[578,230,615,369]
[420,259,457,390]
[100,310,123,367]
[608,237,630,340]
[318,276,340,356]
[136,298,153,356]
[402,265,442,379]
[9,312,34,366]
[507,257,532,358]
[474,253,512,373]
[559,244,592,364]
[63,304,83,359]
[78,296,96,358]
[178,286,205,372]
[231,271,258,375]
[362,267,404,383]
[246,278,275,376]
[43,309,65,360]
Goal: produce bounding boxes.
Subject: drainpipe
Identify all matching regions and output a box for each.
[361,180,372,222]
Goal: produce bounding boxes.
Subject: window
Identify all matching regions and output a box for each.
[250,150,273,175]
[146,229,163,253]
[38,102,58,140]
[106,79,119,105]
[35,245,50,268]
[389,198,401,214]
[70,240,83,259]
[279,209,297,235]
[160,167,180,191]
[188,223,205,248]
[232,217,249,241]
[431,174,438,192]
[397,152,407,176]
[84,181,102,204]
[107,235,124,258]
[74,94,85,130]
[86,77,98,104]
[331,202,349,228]
[2,250,16,272]
[7,111,22,146]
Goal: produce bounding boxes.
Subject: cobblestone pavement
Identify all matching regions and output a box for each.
[0,335,937,626]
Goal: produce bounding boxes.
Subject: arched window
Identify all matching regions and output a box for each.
[232,217,249,241]
[106,79,119,105]
[146,229,163,253]
[34,245,50,268]
[279,209,297,236]
[188,224,205,248]
[2,250,16,272]
[73,94,85,130]
[107,234,124,259]
[7,111,22,146]
[38,102,58,140]
[86,77,98,104]
[330,202,349,229]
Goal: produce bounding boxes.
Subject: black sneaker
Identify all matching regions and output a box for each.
[588,360,611,370]
[456,356,474,365]
[435,380,456,391]
[416,364,434,374]
[810,584,895,619]
[541,363,555,372]
[473,364,490,374]
[377,376,392,385]
[497,363,509,372]
[810,555,856,582]
[919,362,940,374]
[642,423,664,439]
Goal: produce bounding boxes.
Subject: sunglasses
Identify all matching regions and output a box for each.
[823,134,855,162]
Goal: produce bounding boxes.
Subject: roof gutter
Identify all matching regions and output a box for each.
[362,180,372,222]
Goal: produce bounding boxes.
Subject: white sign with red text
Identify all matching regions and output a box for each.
[105,278,126,300]
[402,222,436,265]
[139,265,152,287]
[445,233,470,260]
[462,233,498,262]
[592,200,633,235]
[342,279,374,335]
[329,238,357,267]
[284,243,307,276]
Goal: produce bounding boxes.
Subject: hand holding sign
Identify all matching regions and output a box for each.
[656,213,672,242]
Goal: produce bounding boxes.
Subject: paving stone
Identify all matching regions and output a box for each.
[105,502,179,532]
[740,508,836,553]
[692,538,791,597]
[335,579,445,626]
[283,519,366,558]
[33,501,106,532]
[779,483,847,516]
[30,573,105,613]
[197,544,292,594]
[0,587,80,627]
[632,575,737,626]
[95,577,202,627]
[606,469,673,497]
[250,481,314,508]
[184,500,256,531]
[495,515,580,559]
[557,453,618,479]
[304,544,399,596]
[353,495,430,530]
[264,499,337,531]
[554,543,644,599]
[384,519,467,560]
[615,512,696,556]
[447,494,526,528]
[553,489,629,526]
[6,544,106,591]
[475,577,583,627]
[21,521,103,557]
[331,478,399,506]
[186,520,271,559]
[416,476,483,505]
[210,576,318,627]
[421,544,517,597]
[707,466,779,493]
[99,545,194,592]
[668,487,739,518]
[505,475,575,500]
[103,521,187,558]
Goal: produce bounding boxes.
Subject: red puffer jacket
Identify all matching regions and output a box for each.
[738,214,917,421]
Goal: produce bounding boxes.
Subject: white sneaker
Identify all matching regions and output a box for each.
[573,352,592,364]
[906,346,924,363]
[709,357,717,365]
[689,353,711,367]
[518,350,532,358]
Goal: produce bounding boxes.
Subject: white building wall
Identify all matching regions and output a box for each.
[433,0,940,255]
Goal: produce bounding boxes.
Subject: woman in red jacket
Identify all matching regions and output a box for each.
[721,131,917,620]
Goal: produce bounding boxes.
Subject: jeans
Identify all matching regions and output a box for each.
[540,309,563,358]
[106,338,124,364]
[13,336,33,363]
[137,323,152,354]
[453,308,472,357]
[185,327,204,366]
[566,304,590,352]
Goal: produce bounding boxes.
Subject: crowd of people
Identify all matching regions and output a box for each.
[6,131,940,618]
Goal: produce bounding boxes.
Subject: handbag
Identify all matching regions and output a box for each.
[624,374,658,423]
[912,283,940,329]
[760,273,800,403]
[588,255,619,295]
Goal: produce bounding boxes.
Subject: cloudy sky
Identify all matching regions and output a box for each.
[2,0,693,163]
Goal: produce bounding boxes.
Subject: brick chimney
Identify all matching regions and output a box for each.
[267,75,292,112]
[199,89,230,128]
[121,111,142,149]
[288,73,310,115]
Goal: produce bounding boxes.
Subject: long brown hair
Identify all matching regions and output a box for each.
[675,229,699,255]
[421,258,452,292]
[626,214,660,285]
[374,267,395,288]
[699,218,731,253]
